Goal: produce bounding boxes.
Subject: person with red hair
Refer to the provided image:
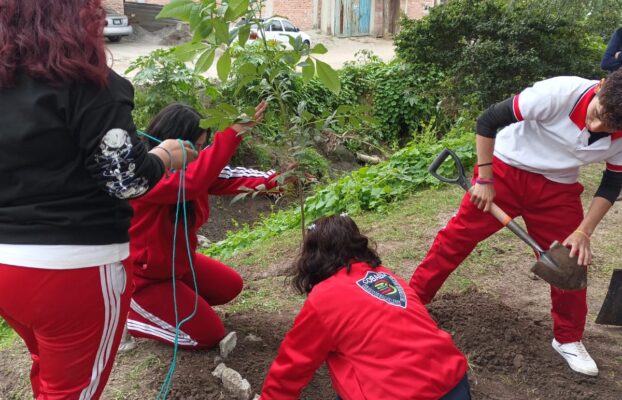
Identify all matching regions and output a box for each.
[0,1,196,399]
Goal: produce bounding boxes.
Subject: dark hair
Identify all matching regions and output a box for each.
[144,103,209,226]
[0,0,108,88]
[291,215,381,294]
[599,68,622,130]
[143,104,207,150]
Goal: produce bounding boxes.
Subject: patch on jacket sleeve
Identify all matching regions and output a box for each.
[95,128,149,199]
[356,271,407,308]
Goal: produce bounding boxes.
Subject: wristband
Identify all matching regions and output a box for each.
[574,229,590,240]
[153,146,173,170]
[478,162,493,167]
[476,178,495,185]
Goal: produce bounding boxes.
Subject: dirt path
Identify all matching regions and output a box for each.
[106,29,395,77]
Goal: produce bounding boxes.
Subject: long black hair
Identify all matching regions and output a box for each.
[143,103,208,150]
[144,104,208,225]
[291,215,381,294]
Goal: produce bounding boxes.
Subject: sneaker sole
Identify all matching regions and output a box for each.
[552,342,599,377]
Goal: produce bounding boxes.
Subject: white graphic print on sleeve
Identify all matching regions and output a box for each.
[95,129,149,199]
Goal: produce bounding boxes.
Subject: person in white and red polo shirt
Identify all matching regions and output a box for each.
[410,68,622,377]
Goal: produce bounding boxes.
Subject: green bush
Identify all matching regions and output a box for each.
[395,0,604,111]
[205,118,477,258]
[299,55,445,148]
[127,49,217,130]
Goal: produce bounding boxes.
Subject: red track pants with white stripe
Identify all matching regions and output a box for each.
[127,254,243,349]
[0,262,131,400]
[410,159,587,343]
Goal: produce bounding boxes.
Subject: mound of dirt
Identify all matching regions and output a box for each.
[428,289,620,400]
[115,289,619,399]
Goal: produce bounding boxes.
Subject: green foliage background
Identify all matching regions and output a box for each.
[395,0,606,111]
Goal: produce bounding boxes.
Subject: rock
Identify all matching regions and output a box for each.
[219,331,237,358]
[197,234,211,248]
[212,362,227,379]
[253,395,261,400]
[214,355,223,366]
[221,367,253,400]
[244,334,263,343]
[513,354,525,369]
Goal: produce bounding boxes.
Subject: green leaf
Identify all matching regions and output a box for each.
[302,58,315,83]
[157,0,195,20]
[174,42,208,62]
[238,24,251,46]
[311,43,328,54]
[195,48,215,73]
[214,20,230,44]
[315,59,340,94]
[188,5,202,30]
[217,49,232,81]
[230,0,250,17]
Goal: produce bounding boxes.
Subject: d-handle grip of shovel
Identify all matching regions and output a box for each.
[429,149,546,254]
[428,149,471,191]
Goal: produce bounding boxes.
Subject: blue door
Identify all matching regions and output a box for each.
[334,0,371,37]
[354,0,371,36]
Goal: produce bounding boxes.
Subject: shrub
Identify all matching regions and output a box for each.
[127,49,216,129]
[395,0,604,111]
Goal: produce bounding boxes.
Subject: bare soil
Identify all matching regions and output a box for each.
[1,170,621,399]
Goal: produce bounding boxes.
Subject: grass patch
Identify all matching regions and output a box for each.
[0,318,16,349]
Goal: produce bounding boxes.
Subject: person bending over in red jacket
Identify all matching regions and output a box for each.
[123,101,282,349]
[260,214,471,400]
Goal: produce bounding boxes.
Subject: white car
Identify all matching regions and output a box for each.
[233,17,311,48]
[104,11,133,43]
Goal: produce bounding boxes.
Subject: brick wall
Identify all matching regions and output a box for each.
[269,0,315,30]
[102,0,124,14]
[403,0,430,20]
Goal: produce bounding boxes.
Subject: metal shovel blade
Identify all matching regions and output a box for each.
[530,241,587,291]
[595,269,622,325]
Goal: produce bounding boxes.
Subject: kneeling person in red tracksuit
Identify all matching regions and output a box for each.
[261,215,470,400]
[410,69,622,377]
[124,101,281,349]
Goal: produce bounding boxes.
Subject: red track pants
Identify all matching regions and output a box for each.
[0,262,131,400]
[410,159,587,343]
[127,254,243,349]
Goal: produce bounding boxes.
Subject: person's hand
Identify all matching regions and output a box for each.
[469,182,496,212]
[231,101,268,134]
[152,139,198,170]
[616,51,621,60]
[562,230,591,267]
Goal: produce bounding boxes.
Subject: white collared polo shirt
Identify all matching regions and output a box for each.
[494,76,622,183]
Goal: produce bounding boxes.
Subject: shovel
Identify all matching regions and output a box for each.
[428,149,587,291]
[595,269,622,325]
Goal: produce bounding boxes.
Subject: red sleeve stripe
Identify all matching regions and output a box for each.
[512,95,523,121]
[606,163,622,172]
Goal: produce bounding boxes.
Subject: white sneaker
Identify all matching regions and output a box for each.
[552,339,598,376]
[118,326,137,353]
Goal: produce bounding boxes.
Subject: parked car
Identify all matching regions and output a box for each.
[231,17,311,48]
[104,10,133,43]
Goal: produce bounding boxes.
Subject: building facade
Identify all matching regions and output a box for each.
[103,0,437,37]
